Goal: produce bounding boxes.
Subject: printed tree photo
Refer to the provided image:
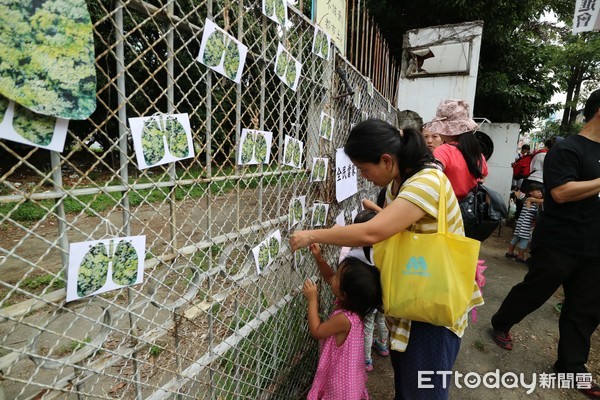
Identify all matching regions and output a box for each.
[141,117,166,166]
[240,131,256,164]
[67,235,146,302]
[311,158,328,182]
[111,240,139,286]
[312,203,328,227]
[289,196,305,228]
[275,48,288,78]
[274,43,301,91]
[76,243,110,298]
[130,113,194,169]
[283,135,303,168]
[319,113,333,141]
[223,39,241,80]
[257,242,270,270]
[0,0,97,120]
[12,102,56,146]
[262,0,287,25]
[0,96,8,119]
[254,132,268,163]
[268,235,280,262]
[197,19,248,84]
[165,115,190,159]
[202,29,226,67]
[312,28,330,60]
[0,95,69,152]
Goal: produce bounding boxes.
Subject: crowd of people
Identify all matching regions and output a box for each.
[290,91,600,399]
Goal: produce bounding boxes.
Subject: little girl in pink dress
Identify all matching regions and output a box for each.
[303,244,383,399]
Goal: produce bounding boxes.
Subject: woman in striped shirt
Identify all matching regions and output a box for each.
[290,119,483,400]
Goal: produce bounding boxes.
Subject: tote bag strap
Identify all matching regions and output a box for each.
[437,176,448,235]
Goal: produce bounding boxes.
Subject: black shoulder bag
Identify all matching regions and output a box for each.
[459,183,508,242]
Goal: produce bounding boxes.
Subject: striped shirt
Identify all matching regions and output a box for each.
[514,203,538,240]
[382,168,484,352]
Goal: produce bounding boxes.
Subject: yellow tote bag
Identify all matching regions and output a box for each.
[373,179,480,327]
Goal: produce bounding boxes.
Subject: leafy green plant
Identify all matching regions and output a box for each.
[149,344,163,357]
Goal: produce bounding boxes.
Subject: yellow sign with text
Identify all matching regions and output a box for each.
[314,0,347,56]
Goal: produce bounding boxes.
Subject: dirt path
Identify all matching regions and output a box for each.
[366,227,600,399]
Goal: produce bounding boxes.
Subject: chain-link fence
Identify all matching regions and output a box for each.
[0,1,396,398]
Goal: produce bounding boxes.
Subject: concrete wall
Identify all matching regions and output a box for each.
[397,21,483,122]
[480,122,521,204]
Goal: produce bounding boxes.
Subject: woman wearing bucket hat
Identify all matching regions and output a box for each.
[423,99,488,201]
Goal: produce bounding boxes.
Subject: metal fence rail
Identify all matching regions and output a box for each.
[0,1,395,398]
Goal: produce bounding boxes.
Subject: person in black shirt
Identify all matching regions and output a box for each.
[491,89,600,399]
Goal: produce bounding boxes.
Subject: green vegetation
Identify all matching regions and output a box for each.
[0,165,296,222]
[149,344,163,357]
[56,336,92,356]
[21,273,65,291]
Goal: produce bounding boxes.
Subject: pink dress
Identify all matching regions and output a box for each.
[307,309,369,400]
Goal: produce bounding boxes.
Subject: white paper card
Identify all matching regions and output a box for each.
[310,157,329,182]
[335,148,358,202]
[67,235,146,302]
[289,195,306,229]
[0,99,68,152]
[237,129,273,165]
[129,113,194,169]
[197,19,248,84]
[282,135,303,168]
[274,43,302,91]
[311,202,329,227]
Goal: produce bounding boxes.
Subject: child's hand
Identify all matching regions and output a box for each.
[302,279,318,301]
[309,243,322,259]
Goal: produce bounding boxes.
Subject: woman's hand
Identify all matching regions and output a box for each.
[290,230,313,251]
[302,279,318,302]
